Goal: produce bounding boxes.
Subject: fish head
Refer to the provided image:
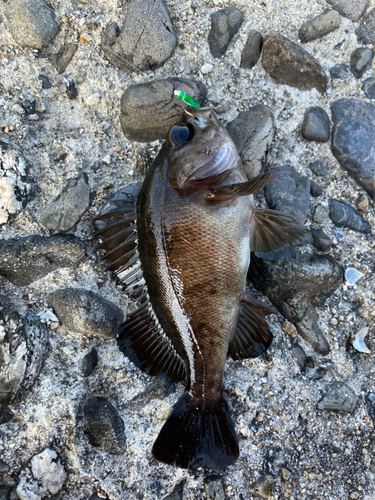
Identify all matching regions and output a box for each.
[165,107,242,194]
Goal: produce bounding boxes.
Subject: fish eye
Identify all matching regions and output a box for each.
[167,123,193,147]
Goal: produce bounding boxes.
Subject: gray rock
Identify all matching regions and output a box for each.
[83,396,126,454]
[298,10,340,43]
[0,234,87,286]
[226,106,274,179]
[350,47,374,79]
[317,381,356,412]
[0,460,10,473]
[81,347,98,377]
[327,0,369,21]
[291,344,314,370]
[21,99,36,115]
[249,252,344,354]
[264,166,310,224]
[329,63,351,80]
[309,161,329,176]
[328,199,371,234]
[5,0,59,49]
[356,8,375,44]
[310,180,323,197]
[47,288,123,338]
[241,30,263,69]
[208,7,243,58]
[0,486,11,500]
[163,480,185,500]
[102,0,176,71]
[366,393,375,423]
[362,76,375,99]
[310,227,333,251]
[51,43,78,75]
[204,475,225,500]
[248,475,274,499]
[301,107,330,143]
[356,193,369,212]
[38,74,52,89]
[331,99,375,199]
[120,78,207,142]
[38,173,90,232]
[262,33,328,94]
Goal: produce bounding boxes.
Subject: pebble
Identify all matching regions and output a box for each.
[362,76,375,99]
[83,396,126,454]
[31,449,66,495]
[356,8,375,44]
[201,63,213,74]
[103,154,112,165]
[208,7,243,58]
[310,227,333,251]
[292,344,313,370]
[327,0,370,21]
[317,381,356,412]
[281,321,297,336]
[241,30,263,69]
[350,47,374,79]
[262,34,328,94]
[248,475,274,499]
[328,199,371,234]
[81,347,98,377]
[52,43,78,75]
[309,161,329,176]
[365,393,375,423]
[0,460,10,473]
[298,10,340,43]
[21,99,36,115]
[310,179,323,197]
[204,475,225,500]
[355,193,369,212]
[345,267,365,283]
[47,288,124,338]
[353,326,370,353]
[329,63,351,80]
[301,106,330,143]
[38,74,52,89]
[66,78,78,99]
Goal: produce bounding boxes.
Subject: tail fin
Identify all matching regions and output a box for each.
[152,391,239,469]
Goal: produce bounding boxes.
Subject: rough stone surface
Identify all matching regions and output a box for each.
[208,7,243,58]
[310,179,323,197]
[298,10,340,43]
[204,475,225,500]
[362,76,375,99]
[301,106,330,142]
[0,486,11,500]
[47,288,123,337]
[356,8,375,44]
[81,347,98,377]
[83,396,126,454]
[317,381,357,412]
[350,47,374,79]
[262,33,328,93]
[240,30,263,69]
[102,0,176,71]
[331,99,375,199]
[0,235,87,286]
[248,475,274,499]
[309,161,329,176]
[51,44,78,75]
[328,199,372,234]
[329,63,351,80]
[327,0,370,21]
[38,173,90,232]
[310,227,333,251]
[226,106,274,179]
[120,78,207,142]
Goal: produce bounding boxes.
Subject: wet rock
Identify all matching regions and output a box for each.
[38,74,52,89]
[47,288,123,338]
[51,43,78,75]
[102,0,176,71]
[362,76,375,99]
[262,34,328,94]
[38,173,90,232]
[204,475,225,500]
[310,180,323,197]
[301,107,330,143]
[226,106,274,179]
[331,99,375,199]
[350,47,374,79]
[298,10,340,43]
[264,166,310,224]
[329,63,351,80]
[120,78,207,142]
[327,0,370,21]
[0,235,86,286]
[309,161,329,176]
[83,396,126,454]
[208,7,243,58]
[5,0,59,49]
[249,252,344,354]
[248,474,274,499]
[356,193,369,212]
[310,227,333,251]
[317,381,356,412]
[241,30,263,69]
[81,347,98,377]
[328,200,371,234]
[356,8,375,44]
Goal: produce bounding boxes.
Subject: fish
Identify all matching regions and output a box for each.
[94,106,307,469]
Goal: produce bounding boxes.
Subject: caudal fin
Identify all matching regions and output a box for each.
[152,391,239,469]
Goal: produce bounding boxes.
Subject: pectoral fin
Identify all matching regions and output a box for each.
[207,170,276,201]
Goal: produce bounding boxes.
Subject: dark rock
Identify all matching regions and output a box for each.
[309,161,329,176]
[0,234,87,286]
[102,0,176,71]
[301,107,330,143]
[264,166,310,224]
[66,78,78,99]
[291,344,311,370]
[262,34,328,94]
[47,288,123,338]
[362,76,375,99]
[356,8,375,44]
[310,227,333,251]
[350,47,374,78]
[208,7,243,58]
[328,199,371,234]
[38,74,52,89]
[163,480,185,500]
[52,43,78,74]
[81,347,98,377]
[204,475,225,500]
[226,106,274,179]
[241,30,263,69]
[38,173,90,232]
[120,78,207,142]
[0,486,11,500]
[248,475,274,499]
[329,63,350,80]
[317,381,356,412]
[327,0,370,21]
[366,393,375,423]
[331,99,375,199]
[0,460,10,472]
[310,180,323,197]
[21,99,36,115]
[298,10,340,43]
[249,252,344,354]
[83,396,126,454]
[5,0,59,49]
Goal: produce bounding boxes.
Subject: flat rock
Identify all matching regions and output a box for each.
[362,76,375,99]
[38,173,90,232]
[350,47,374,79]
[262,33,328,94]
[120,78,207,142]
[310,227,333,251]
[5,0,59,49]
[298,10,340,43]
[328,199,371,234]
[331,99,375,199]
[317,381,356,412]
[102,0,176,71]
[47,288,123,338]
[301,106,330,142]
[0,234,87,286]
[241,30,263,69]
[208,7,243,58]
[309,161,329,176]
[327,0,370,21]
[83,396,126,454]
[356,8,375,44]
[226,106,274,179]
[329,63,351,80]
[51,44,78,74]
